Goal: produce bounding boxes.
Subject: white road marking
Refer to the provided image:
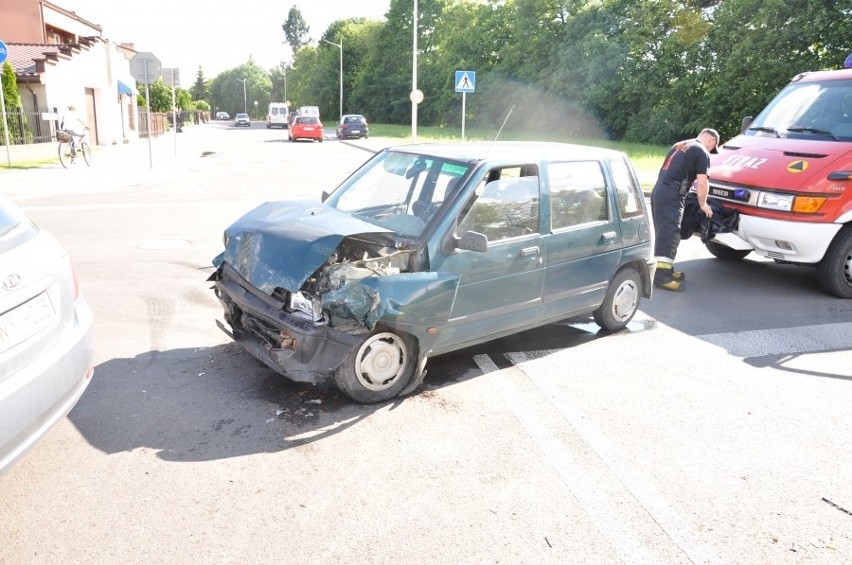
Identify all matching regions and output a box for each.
[477,351,723,564]
[476,354,660,564]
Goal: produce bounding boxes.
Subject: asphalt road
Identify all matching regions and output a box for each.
[1,123,850,563]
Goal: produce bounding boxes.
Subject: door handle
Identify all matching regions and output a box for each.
[521,246,540,257]
[599,231,616,244]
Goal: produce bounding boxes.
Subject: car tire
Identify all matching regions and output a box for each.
[816,226,852,298]
[593,267,641,332]
[705,240,751,260]
[333,329,417,403]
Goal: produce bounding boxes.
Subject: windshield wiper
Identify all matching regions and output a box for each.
[786,126,840,141]
[747,126,780,137]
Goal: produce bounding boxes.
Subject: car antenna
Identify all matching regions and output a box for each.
[486,104,516,157]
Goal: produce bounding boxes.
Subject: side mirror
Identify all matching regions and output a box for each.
[456,230,488,253]
[740,116,754,134]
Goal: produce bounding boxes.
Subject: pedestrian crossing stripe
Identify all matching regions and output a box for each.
[787,160,808,173]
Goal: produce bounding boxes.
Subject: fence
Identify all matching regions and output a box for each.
[0,106,56,145]
[0,106,172,146]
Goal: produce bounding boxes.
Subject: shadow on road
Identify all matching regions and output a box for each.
[68,318,621,462]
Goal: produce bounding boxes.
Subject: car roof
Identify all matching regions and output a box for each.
[384,141,628,163]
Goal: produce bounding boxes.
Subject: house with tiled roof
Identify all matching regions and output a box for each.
[0,0,141,149]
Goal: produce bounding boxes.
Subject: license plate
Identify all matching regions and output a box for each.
[710,187,751,201]
[0,292,57,353]
[350,129,361,134]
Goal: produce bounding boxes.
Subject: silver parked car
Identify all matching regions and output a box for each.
[0,196,94,474]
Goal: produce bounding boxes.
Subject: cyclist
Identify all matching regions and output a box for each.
[60,104,87,154]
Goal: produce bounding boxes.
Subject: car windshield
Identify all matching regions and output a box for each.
[324,150,473,238]
[749,78,852,141]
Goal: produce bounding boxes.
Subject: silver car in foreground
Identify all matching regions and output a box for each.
[0,196,94,474]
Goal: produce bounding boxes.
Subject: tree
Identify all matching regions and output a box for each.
[283,7,311,55]
[190,66,209,104]
[0,62,30,145]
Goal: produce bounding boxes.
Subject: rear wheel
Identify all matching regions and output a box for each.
[593,267,641,332]
[705,240,751,260]
[58,141,73,168]
[80,142,92,166]
[817,226,852,298]
[334,330,417,403]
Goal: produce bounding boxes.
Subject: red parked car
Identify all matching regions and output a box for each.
[290,116,324,142]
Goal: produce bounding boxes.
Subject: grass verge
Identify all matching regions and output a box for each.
[369,124,666,189]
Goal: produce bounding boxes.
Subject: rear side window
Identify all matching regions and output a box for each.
[608,157,645,219]
[548,161,608,230]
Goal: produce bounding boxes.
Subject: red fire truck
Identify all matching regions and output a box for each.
[707,55,852,298]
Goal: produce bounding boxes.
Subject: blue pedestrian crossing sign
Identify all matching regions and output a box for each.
[455,70,475,93]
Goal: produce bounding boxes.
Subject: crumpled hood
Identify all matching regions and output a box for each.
[214,199,394,294]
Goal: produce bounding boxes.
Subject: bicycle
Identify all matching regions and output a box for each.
[57,127,92,168]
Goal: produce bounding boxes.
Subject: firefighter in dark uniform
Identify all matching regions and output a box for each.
[651,128,720,291]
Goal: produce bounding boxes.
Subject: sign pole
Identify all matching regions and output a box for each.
[144,58,153,169]
[0,76,10,167]
[462,92,466,142]
[130,51,161,170]
[0,39,11,166]
[171,81,177,158]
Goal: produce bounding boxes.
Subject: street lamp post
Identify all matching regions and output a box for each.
[238,78,248,113]
[412,0,419,143]
[322,38,343,121]
[253,100,258,118]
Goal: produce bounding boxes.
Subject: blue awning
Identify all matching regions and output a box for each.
[117,80,133,95]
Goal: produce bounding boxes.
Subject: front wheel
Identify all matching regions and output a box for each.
[705,240,751,260]
[80,142,92,166]
[817,226,852,299]
[593,267,641,332]
[334,330,417,403]
[58,142,73,168]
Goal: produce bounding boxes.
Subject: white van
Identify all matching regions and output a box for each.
[266,103,289,129]
[297,105,320,119]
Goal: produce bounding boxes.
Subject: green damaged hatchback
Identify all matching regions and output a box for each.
[209,142,656,403]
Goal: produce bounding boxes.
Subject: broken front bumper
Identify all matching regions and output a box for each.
[212,263,362,384]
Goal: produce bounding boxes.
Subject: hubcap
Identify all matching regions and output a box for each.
[354,332,408,391]
[612,280,639,322]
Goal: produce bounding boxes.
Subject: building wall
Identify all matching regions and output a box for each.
[2,1,140,146]
[0,0,45,42]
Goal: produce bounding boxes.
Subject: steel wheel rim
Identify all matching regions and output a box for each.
[354,332,408,391]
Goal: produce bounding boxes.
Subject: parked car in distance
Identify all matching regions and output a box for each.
[209,142,655,403]
[336,114,369,139]
[234,113,250,127]
[290,115,324,142]
[0,195,95,474]
[216,111,229,120]
[266,103,289,129]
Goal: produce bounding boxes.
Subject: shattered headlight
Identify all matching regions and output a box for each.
[289,291,324,323]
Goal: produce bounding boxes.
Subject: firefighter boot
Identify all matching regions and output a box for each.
[654,262,685,291]
[657,261,685,281]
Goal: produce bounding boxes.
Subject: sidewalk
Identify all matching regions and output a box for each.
[0,125,217,200]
